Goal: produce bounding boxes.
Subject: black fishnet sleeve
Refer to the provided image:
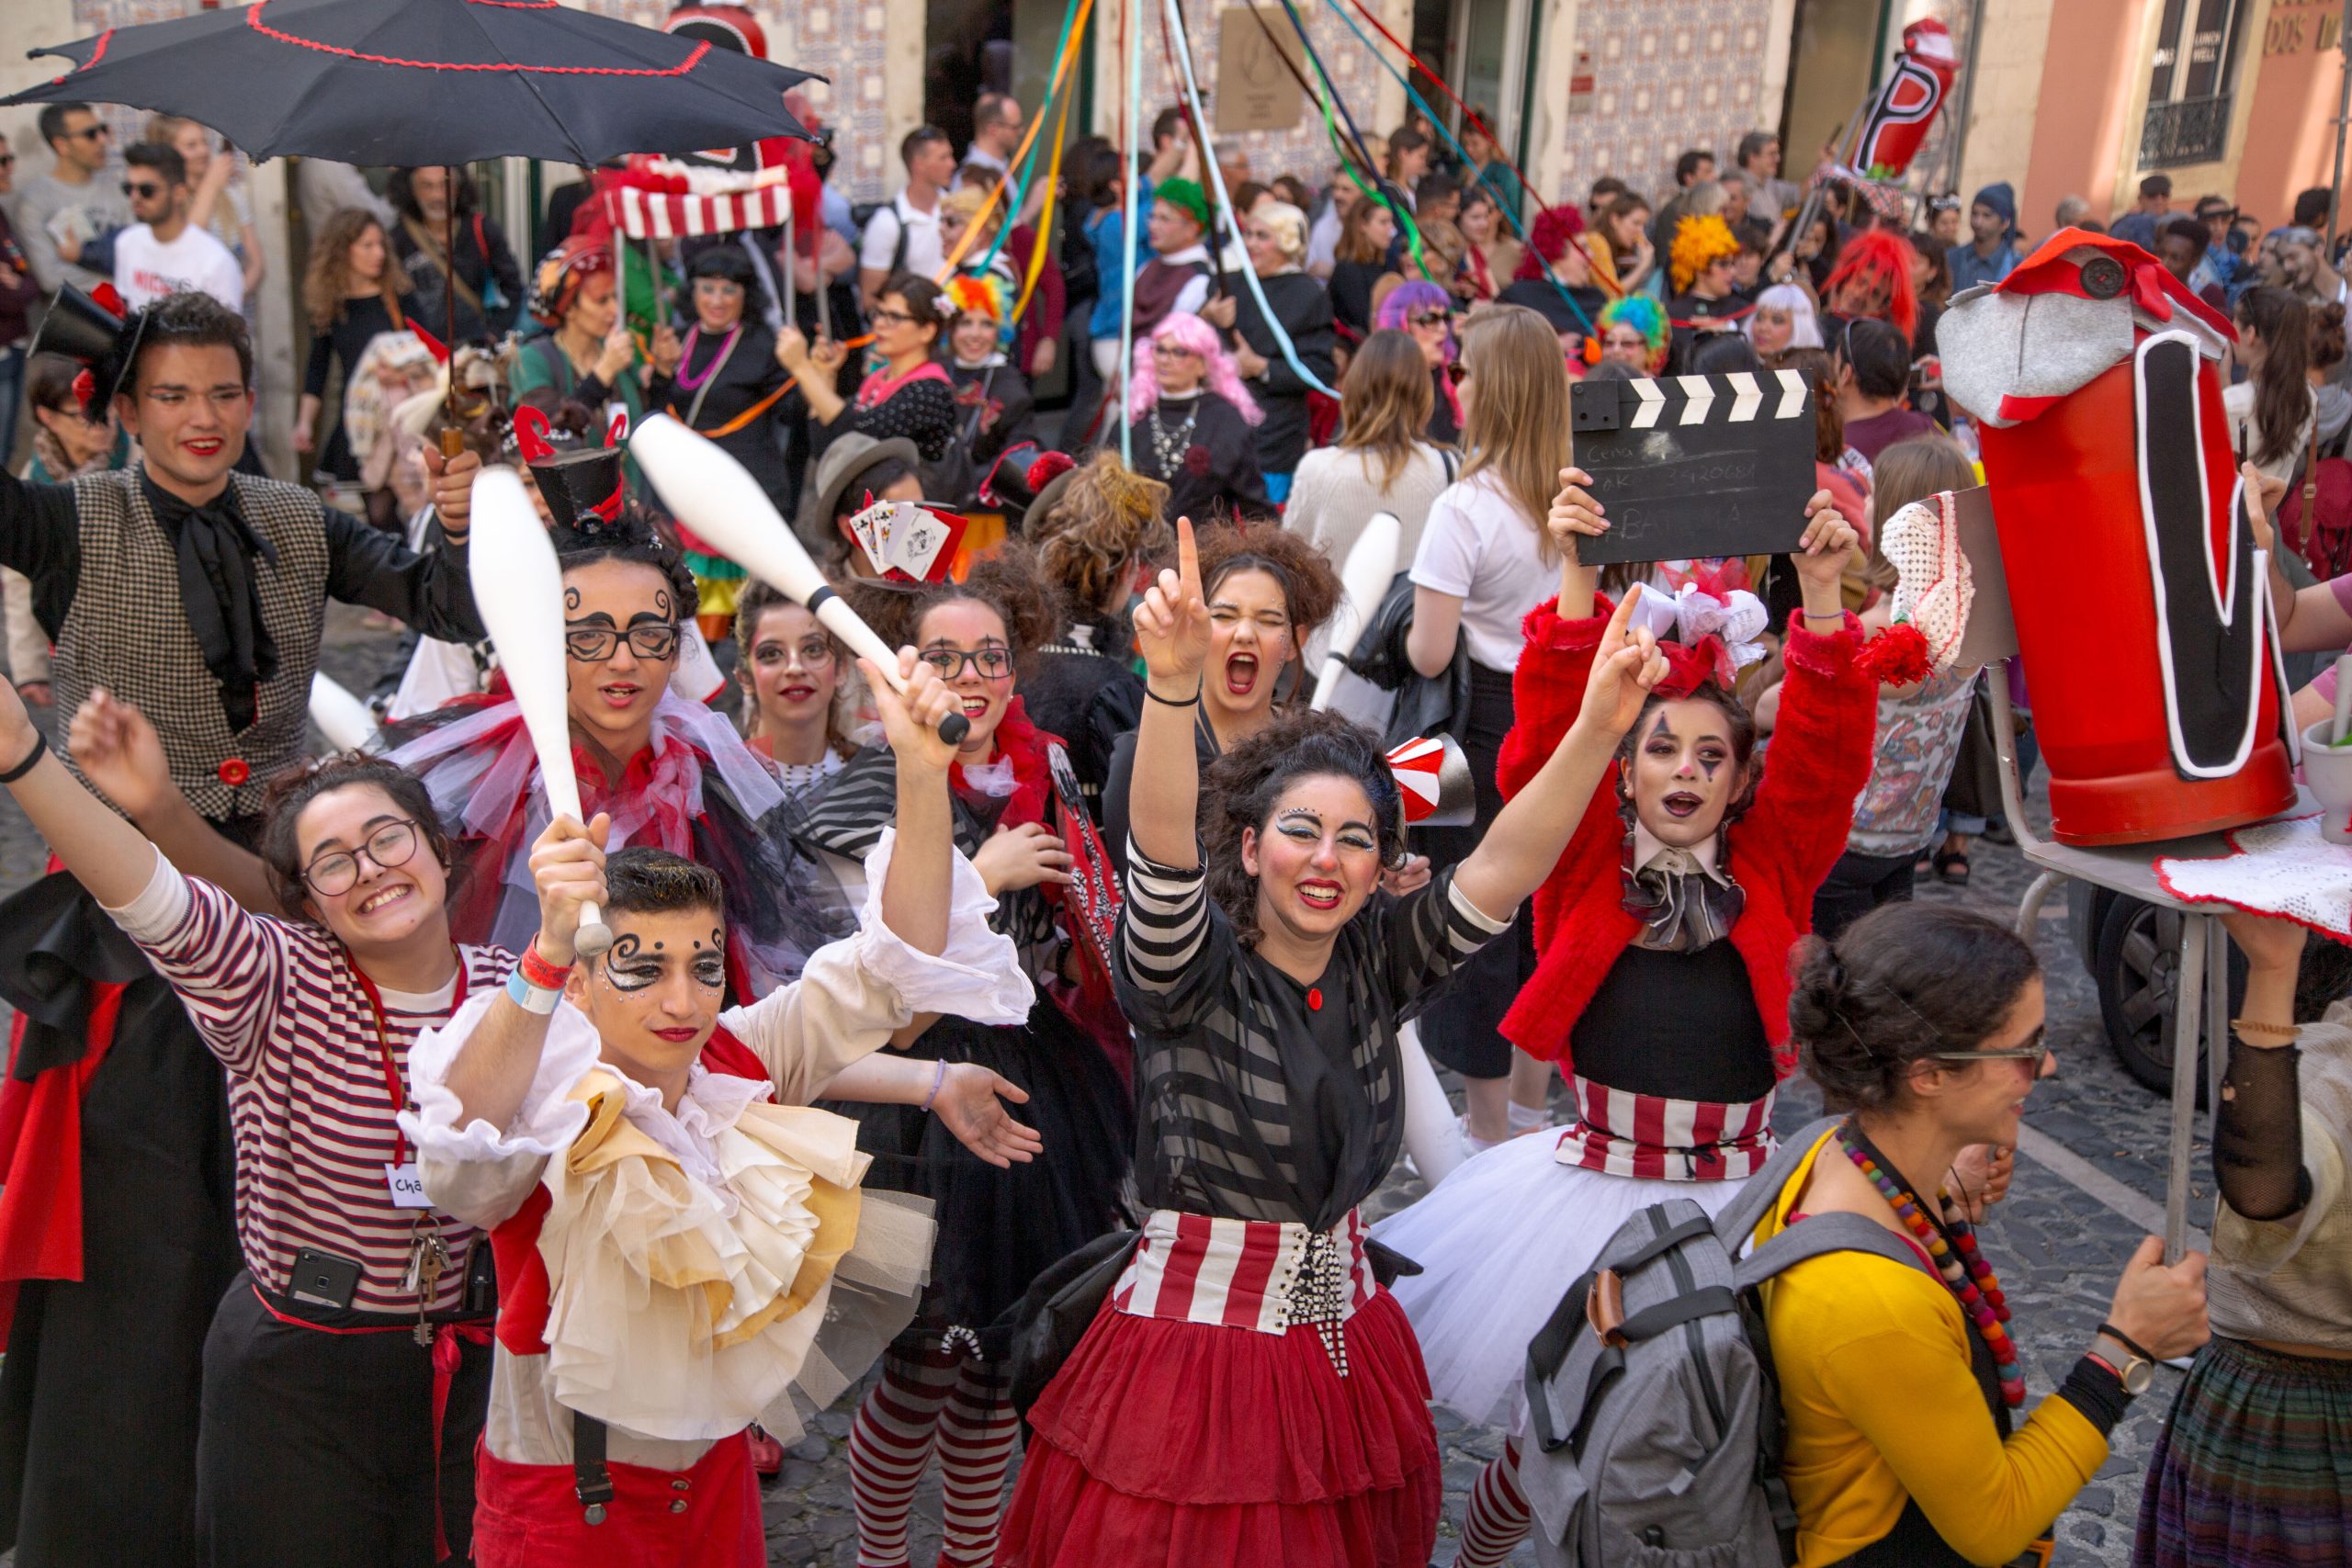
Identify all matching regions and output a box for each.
[2212,1035,2313,1223]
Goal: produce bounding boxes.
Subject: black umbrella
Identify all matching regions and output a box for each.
[1,0,815,165]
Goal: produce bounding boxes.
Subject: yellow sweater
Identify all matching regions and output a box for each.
[1756,1131,2110,1567]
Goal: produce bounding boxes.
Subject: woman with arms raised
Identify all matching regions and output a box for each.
[994,516,1673,1567]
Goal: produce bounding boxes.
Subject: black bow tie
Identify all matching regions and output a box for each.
[144,472,279,735]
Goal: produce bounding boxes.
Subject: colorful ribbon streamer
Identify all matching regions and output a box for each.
[1159,0,1336,397]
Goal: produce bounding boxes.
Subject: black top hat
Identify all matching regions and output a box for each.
[514,402,626,531]
[979,441,1080,531]
[31,282,143,412]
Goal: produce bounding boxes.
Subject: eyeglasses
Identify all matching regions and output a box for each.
[122,181,166,199]
[1926,1045,2050,1064]
[563,622,681,662]
[1408,311,1450,328]
[869,307,918,326]
[66,125,109,142]
[302,819,423,897]
[918,646,1013,681]
[1151,340,1201,359]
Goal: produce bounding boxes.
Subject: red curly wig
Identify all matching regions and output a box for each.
[1515,203,1586,282]
[1820,228,1918,342]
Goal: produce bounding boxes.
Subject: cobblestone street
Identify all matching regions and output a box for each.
[0,612,2215,1567]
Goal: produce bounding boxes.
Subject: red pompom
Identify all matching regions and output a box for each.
[1856,623,1933,684]
[1025,450,1076,491]
[70,368,96,411]
[89,282,128,320]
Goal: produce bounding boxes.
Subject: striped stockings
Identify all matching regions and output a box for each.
[849,1345,1017,1568]
[1454,1438,1532,1567]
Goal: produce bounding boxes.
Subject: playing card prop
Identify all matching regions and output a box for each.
[1567,372,1816,565]
[1939,229,2295,845]
[845,499,968,586]
[1387,735,1475,829]
[629,413,970,744]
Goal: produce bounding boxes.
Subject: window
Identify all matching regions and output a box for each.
[2140,0,2247,169]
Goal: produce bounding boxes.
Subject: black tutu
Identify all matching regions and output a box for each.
[824,1002,1134,1354]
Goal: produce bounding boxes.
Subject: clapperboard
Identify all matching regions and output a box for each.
[1568,370,1816,565]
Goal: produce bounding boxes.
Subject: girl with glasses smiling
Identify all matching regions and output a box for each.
[383,513,844,1000]
[0,694,514,1564]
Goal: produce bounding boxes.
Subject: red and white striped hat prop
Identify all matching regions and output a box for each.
[1387,735,1476,829]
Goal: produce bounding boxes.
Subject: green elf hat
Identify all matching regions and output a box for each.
[1154,177,1212,231]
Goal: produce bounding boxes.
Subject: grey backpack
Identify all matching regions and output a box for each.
[1517,1117,1935,1567]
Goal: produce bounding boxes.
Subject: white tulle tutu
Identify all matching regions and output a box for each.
[1372,1131,1748,1429]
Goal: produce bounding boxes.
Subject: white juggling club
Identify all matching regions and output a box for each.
[628,413,970,745]
[308,672,379,753]
[1311,511,1400,712]
[466,466,613,956]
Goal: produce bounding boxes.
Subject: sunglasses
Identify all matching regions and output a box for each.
[66,125,110,142]
[1926,1041,2048,1065]
[1408,311,1450,328]
[122,181,167,199]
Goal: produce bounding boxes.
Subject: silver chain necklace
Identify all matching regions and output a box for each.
[1147,400,1199,479]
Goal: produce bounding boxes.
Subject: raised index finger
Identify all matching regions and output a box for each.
[1176,515,1199,591]
[1600,581,1643,644]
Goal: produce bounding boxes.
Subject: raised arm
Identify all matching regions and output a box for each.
[0,678,165,909]
[1453,588,1665,919]
[1127,516,1214,871]
[66,688,284,917]
[867,651,961,955]
[435,811,611,1137]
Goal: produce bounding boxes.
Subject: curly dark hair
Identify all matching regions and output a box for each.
[851,541,1063,672]
[1203,710,1402,951]
[1194,520,1344,653]
[1790,902,2041,1112]
[126,289,254,396]
[258,755,453,921]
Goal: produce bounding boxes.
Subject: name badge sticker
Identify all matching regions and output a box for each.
[384,1161,431,1210]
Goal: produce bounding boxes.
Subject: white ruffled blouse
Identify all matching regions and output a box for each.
[401,829,1033,1469]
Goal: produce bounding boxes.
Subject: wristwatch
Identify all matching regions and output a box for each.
[2092,1331,2155,1394]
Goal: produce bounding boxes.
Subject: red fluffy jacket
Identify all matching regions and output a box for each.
[1494,595,1877,1078]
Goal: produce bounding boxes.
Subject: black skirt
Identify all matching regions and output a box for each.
[1414,662,1537,1081]
[825,1003,1134,1356]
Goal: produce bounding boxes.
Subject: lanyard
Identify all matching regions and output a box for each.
[348,951,469,1168]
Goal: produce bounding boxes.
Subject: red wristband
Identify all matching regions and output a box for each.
[519,940,573,991]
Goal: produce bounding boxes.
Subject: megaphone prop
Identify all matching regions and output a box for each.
[1387,734,1475,829]
[28,283,141,414]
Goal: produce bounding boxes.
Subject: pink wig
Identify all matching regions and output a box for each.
[1127,310,1264,426]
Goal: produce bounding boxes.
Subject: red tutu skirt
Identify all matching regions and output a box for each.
[995,1288,1441,1566]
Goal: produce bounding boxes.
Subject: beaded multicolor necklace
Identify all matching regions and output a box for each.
[1837,1121,2024,1406]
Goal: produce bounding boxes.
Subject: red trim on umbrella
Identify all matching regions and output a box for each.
[243,2,716,75]
[468,1,563,8]
[54,27,112,81]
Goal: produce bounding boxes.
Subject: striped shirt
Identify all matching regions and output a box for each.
[1118,841,1507,1229]
[108,860,513,1314]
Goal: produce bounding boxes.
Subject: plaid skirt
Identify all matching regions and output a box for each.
[2134,1335,2352,1567]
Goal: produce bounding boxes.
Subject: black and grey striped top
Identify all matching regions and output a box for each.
[1117,841,1508,1230]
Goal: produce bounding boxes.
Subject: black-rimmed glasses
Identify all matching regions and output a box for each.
[919,647,1013,681]
[303,820,422,897]
[564,623,681,662]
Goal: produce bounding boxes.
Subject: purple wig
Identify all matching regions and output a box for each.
[1127,310,1264,425]
[1375,280,1455,363]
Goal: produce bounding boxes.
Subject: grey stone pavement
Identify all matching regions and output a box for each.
[0,609,2208,1567]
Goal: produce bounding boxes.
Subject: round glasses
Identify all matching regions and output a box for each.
[303,819,422,897]
[919,647,1013,681]
[564,622,681,662]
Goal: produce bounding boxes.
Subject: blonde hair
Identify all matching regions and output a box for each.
[1456,305,1571,565]
[1252,200,1309,264]
[1336,329,1435,487]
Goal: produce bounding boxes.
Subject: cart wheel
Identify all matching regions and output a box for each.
[2092,895,2240,1103]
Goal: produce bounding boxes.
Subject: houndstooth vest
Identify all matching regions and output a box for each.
[54,470,331,824]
